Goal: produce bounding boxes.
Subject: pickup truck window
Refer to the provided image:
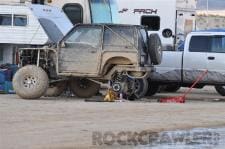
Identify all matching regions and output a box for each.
[189,35,225,53]
[189,36,210,52]
[211,36,225,53]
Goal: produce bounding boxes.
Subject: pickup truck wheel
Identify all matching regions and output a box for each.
[164,84,181,92]
[215,85,225,96]
[44,81,67,97]
[148,34,162,65]
[133,79,148,99]
[146,83,160,96]
[13,65,49,99]
[70,78,100,98]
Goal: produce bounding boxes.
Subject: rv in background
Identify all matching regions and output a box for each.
[116,0,196,50]
[0,3,73,64]
[42,0,118,25]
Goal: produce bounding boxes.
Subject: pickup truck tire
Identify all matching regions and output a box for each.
[215,85,225,96]
[13,65,49,99]
[148,34,162,65]
[146,82,160,96]
[133,78,148,99]
[70,78,100,98]
[164,84,181,92]
[44,81,67,97]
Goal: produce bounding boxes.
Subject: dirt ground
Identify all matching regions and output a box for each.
[1,86,225,149]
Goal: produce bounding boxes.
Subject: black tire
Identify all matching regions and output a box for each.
[133,78,148,99]
[215,85,225,96]
[164,84,181,92]
[146,82,160,96]
[13,65,49,99]
[44,81,67,97]
[70,78,100,98]
[148,33,163,65]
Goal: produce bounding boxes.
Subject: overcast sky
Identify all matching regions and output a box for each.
[197,0,225,10]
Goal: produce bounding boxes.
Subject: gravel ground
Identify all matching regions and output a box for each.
[1,87,225,149]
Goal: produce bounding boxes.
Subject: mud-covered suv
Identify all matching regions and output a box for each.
[13,24,162,99]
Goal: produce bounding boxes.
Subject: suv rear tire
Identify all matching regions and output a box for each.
[70,78,100,98]
[133,78,148,99]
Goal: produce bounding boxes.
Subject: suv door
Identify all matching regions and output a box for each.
[206,35,225,84]
[58,25,102,76]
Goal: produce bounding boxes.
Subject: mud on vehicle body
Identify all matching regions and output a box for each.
[13,24,162,99]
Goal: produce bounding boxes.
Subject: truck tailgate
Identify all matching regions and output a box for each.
[151,51,183,82]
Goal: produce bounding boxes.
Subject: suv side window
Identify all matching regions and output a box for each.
[211,36,225,53]
[65,26,102,48]
[103,26,134,48]
[189,36,210,52]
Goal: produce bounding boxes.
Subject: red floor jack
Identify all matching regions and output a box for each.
[159,70,208,103]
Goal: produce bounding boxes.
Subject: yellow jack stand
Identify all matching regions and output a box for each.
[104,88,118,102]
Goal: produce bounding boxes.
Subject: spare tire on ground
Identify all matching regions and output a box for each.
[148,33,163,65]
[13,65,49,99]
[70,78,100,98]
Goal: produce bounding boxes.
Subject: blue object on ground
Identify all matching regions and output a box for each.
[0,81,15,94]
[0,83,5,93]
[4,81,15,94]
[0,70,6,84]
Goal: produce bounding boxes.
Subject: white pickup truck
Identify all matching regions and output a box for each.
[148,29,225,96]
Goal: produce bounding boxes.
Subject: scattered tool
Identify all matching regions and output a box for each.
[159,70,208,103]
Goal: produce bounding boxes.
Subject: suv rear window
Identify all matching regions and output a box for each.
[103,26,134,47]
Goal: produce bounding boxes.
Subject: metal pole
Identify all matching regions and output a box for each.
[206,0,209,29]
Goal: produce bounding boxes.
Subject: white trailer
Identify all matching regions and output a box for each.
[42,0,118,25]
[115,0,196,50]
[0,3,73,64]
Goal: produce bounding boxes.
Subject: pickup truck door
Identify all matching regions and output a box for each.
[206,35,225,84]
[58,26,102,75]
[183,36,208,83]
